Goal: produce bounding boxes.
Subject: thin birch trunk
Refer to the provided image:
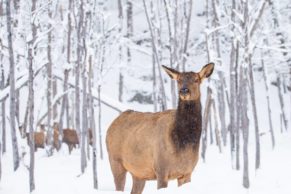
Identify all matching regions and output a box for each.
[261,51,275,148]
[118,0,124,102]
[66,0,72,128]
[242,0,250,187]
[58,69,70,148]
[277,75,288,130]
[28,37,35,193]
[89,56,98,189]
[152,48,157,112]
[212,99,222,153]
[241,71,249,188]
[209,110,213,145]
[229,0,237,168]
[126,0,132,66]
[81,67,87,173]
[0,66,2,177]
[248,56,260,169]
[15,89,19,125]
[6,0,19,171]
[46,4,53,156]
[97,85,103,159]
[235,40,240,170]
[76,0,84,145]
[28,0,37,190]
[52,79,57,120]
[0,137,1,181]
[1,66,6,154]
[201,87,212,161]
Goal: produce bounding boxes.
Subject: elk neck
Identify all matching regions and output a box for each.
[171,99,202,152]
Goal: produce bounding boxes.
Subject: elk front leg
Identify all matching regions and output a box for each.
[131,176,145,194]
[155,169,168,189]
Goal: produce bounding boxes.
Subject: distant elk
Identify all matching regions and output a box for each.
[19,124,46,151]
[106,63,214,194]
[53,123,93,154]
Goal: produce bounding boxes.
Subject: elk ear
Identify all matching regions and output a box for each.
[198,62,214,81]
[162,65,179,80]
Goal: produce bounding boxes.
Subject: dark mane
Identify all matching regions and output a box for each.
[171,100,202,151]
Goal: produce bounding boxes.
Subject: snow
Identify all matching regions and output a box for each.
[1,129,291,194]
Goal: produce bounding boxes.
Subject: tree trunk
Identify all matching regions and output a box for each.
[126,0,132,66]
[229,0,237,167]
[66,0,72,129]
[241,72,249,188]
[118,0,124,102]
[201,87,212,161]
[27,0,37,190]
[88,56,98,189]
[248,56,260,169]
[97,85,103,159]
[235,40,240,170]
[261,52,275,148]
[81,69,87,173]
[242,0,250,187]
[277,75,288,130]
[58,69,70,149]
[152,51,157,112]
[212,99,222,153]
[28,36,35,193]
[76,0,84,144]
[46,4,54,156]
[6,0,19,171]
[1,66,6,154]
[15,89,19,125]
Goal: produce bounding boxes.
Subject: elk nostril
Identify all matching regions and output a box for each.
[180,88,189,95]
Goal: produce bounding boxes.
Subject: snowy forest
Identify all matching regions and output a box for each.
[0,0,290,194]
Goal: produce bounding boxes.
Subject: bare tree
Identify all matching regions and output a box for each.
[88,56,98,189]
[143,0,167,110]
[81,62,87,173]
[261,50,275,148]
[126,0,133,67]
[6,0,19,171]
[1,64,6,154]
[118,0,124,102]
[46,2,54,156]
[228,0,240,170]
[66,0,73,128]
[75,0,84,148]
[201,87,212,161]
[27,0,37,191]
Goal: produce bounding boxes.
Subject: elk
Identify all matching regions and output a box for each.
[106,63,214,194]
[53,123,79,154]
[53,123,93,153]
[19,124,46,151]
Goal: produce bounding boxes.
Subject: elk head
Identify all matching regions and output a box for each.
[162,63,214,101]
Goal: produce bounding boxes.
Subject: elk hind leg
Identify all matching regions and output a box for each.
[177,173,191,186]
[131,176,145,194]
[109,158,127,191]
